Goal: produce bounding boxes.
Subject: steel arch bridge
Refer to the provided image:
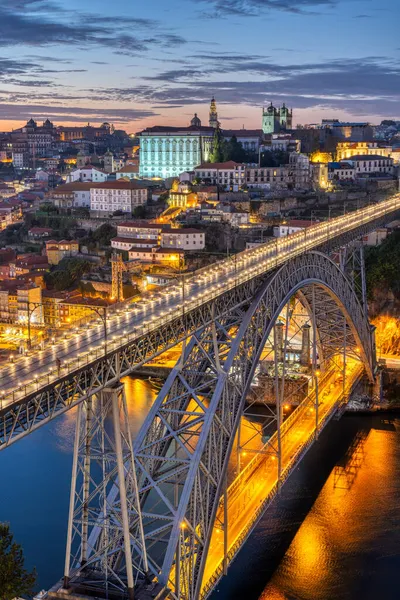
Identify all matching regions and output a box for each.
[89,250,374,600]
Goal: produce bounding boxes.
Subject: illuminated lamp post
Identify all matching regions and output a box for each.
[26,302,43,352]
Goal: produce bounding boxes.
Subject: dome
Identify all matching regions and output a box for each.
[191,113,202,127]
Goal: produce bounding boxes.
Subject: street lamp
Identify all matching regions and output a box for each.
[26,302,43,352]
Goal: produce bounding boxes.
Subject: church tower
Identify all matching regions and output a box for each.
[279,103,293,130]
[262,102,279,134]
[209,97,219,129]
[103,150,115,174]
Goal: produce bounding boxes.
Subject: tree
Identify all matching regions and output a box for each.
[222,136,247,163]
[210,126,225,163]
[132,205,147,219]
[0,523,36,600]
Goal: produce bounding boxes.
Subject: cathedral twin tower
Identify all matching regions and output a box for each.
[190,98,292,134]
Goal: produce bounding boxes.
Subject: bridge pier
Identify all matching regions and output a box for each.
[62,383,147,600]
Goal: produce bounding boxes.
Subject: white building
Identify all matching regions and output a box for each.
[194,161,246,191]
[328,162,356,181]
[362,228,388,246]
[139,121,214,179]
[161,229,205,250]
[12,152,29,169]
[273,219,313,237]
[90,181,148,215]
[116,166,139,180]
[347,155,394,176]
[111,222,205,252]
[219,204,249,226]
[66,166,108,183]
[50,182,92,209]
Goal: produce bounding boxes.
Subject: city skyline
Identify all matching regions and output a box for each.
[1,0,400,133]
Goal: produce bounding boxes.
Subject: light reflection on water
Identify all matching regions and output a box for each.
[1,376,400,600]
[260,422,399,600]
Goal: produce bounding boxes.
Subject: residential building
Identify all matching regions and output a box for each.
[49,182,92,209]
[161,229,205,250]
[347,155,394,176]
[116,165,139,180]
[128,247,184,265]
[12,152,29,169]
[66,166,108,183]
[9,254,49,277]
[328,162,356,181]
[273,220,313,237]
[111,221,205,253]
[194,161,246,191]
[45,240,79,265]
[0,282,43,325]
[28,227,54,239]
[219,205,249,226]
[90,180,148,215]
[246,166,292,190]
[0,207,13,230]
[168,181,198,208]
[58,123,111,142]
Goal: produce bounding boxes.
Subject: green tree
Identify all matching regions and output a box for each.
[222,136,247,163]
[0,523,36,600]
[210,126,225,163]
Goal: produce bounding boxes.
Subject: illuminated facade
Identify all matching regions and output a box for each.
[262,102,293,134]
[336,141,393,161]
[139,118,214,179]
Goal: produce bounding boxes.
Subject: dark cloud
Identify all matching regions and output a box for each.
[197,0,338,17]
[91,55,400,119]
[0,103,157,124]
[0,3,186,53]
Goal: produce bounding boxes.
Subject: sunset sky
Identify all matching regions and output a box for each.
[1,0,399,133]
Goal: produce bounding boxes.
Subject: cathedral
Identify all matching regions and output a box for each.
[262,102,293,134]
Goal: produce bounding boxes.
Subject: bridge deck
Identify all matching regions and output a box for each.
[0,195,398,415]
[200,360,364,598]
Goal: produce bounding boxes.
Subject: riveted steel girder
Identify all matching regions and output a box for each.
[131,251,373,600]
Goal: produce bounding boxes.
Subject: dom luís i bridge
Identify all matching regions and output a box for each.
[1,195,400,600]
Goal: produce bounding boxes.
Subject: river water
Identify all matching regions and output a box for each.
[1,377,399,600]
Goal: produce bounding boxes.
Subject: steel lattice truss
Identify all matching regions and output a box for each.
[0,204,395,449]
[129,251,374,599]
[64,385,147,599]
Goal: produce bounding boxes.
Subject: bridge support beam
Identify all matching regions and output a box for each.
[339,240,368,314]
[63,383,147,599]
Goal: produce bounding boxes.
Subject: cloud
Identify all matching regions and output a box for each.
[197,0,338,17]
[0,103,158,124]
[0,2,186,53]
[92,55,400,119]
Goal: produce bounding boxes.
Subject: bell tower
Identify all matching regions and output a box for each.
[209,97,219,129]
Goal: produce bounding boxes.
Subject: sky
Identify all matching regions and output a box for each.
[1,0,399,133]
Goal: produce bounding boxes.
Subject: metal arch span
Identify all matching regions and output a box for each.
[132,251,374,599]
